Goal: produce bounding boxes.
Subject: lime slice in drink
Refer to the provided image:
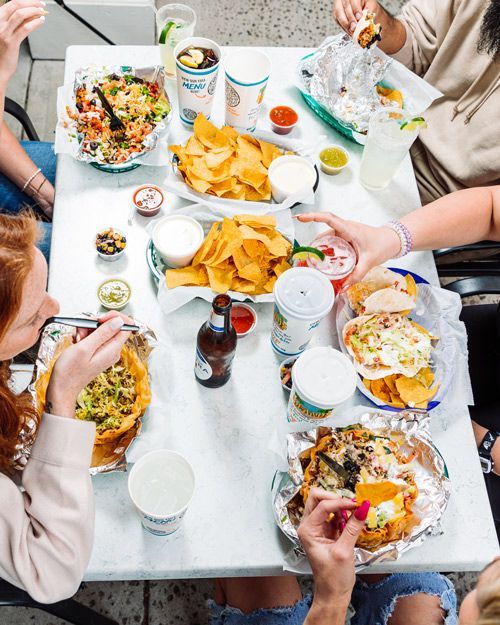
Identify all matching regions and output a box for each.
[291,246,326,262]
[159,20,177,44]
[400,116,427,131]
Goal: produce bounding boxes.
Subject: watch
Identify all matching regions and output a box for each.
[478,430,500,474]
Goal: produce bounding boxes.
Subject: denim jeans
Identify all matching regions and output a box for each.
[207,573,458,625]
[0,141,56,262]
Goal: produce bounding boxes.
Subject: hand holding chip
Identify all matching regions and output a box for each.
[298,488,368,607]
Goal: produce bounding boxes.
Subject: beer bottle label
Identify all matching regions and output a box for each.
[195,347,212,381]
[208,311,225,333]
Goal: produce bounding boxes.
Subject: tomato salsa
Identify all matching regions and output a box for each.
[269,106,299,135]
[230,304,256,336]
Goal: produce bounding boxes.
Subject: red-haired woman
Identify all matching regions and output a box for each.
[0,212,130,603]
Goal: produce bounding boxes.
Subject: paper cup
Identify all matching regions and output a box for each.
[287,347,357,423]
[174,37,221,125]
[225,49,271,132]
[271,267,335,357]
[128,450,195,536]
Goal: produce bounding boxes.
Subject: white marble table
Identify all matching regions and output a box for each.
[49,45,499,580]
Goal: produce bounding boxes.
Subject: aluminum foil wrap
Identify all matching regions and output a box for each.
[298,35,392,134]
[273,410,450,570]
[63,65,172,166]
[28,319,156,475]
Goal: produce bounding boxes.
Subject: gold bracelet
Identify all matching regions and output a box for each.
[31,175,48,195]
[21,168,42,193]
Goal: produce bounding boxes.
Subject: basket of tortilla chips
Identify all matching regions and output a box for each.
[167,114,317,210]
[32,320,154,473]
[273,409,450,568]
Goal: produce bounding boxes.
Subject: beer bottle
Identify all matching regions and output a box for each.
[194,294,237,388]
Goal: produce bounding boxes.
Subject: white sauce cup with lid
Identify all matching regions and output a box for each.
[271,267,335,356]
[287,346,357,423]
[152,215,204,268]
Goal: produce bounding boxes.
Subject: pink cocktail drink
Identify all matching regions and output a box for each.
[305,233,356,293]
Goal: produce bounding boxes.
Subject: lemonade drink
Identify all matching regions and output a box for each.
[156,4,196,78]
[360,108,421,191]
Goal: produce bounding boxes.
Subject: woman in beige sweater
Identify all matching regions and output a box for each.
[0,212,130,603]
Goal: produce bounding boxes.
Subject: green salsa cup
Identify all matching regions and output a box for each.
[97,278,131,310]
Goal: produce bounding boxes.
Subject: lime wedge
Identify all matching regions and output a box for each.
[400,116,427,131]
[159,20,176,44]
[291,246,326,261]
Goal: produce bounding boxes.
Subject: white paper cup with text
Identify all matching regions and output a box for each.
[224,49,271,131]
[271,267,335,357]
[287,347,357,423]
[174,37,221,125]
[128,450,195,536]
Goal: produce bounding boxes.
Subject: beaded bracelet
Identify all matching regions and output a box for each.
[386,220,413,258]
[21,168,41,193]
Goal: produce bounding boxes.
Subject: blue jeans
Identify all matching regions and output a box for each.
[0,141,56,262]
[208,573,457,625]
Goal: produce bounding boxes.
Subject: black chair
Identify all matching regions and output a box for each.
[434,241,500,278]
[0,579,118,625]
[4,97,40,142]
[443,275,500,540]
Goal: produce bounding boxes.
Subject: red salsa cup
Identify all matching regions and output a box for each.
[133,185,165,217]
[269,105,299,135]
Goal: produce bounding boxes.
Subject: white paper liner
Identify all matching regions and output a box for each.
[273,408,451,572]
[155,203,295,315]
[335,279,473,422]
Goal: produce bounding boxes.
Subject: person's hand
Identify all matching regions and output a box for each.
[25,176,54,220]
[298,488,370,609]
[0,0,46,83]
[332,0,380,36]
[296,212,401,285]
[45,312,132,418]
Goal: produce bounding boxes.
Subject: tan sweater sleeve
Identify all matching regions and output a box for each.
[391,0,454,76]
[0,412,96,604]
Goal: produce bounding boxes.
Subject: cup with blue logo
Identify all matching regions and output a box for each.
[128,450,195,536]
[174,37,221,126]
[224,49,271,132]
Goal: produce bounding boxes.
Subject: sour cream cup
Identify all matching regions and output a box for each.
[268,155,316,203]
[287,346,357,423]
[271,267,335,357]
[152,214,204,268]
[128,450,195,536]
[133,184,165,217]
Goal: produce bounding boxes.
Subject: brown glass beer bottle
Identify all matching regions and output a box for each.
[194,294,237,387]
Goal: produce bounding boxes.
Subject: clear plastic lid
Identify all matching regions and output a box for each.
[274,267,334,320]
[292,346,357,408]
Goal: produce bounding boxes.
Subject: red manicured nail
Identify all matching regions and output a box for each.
[354,500,371,521]
[341,510,349,522]
[351,497,357,503]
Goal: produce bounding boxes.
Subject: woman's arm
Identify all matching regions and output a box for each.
[0,413,95,603]
[0,124,55,218]
[297,185,500,283]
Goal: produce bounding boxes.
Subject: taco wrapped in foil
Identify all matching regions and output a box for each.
[32,321,155,473]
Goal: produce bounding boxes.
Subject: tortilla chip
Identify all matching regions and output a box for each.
[355,481,400,508]
[371,378,392,403]
[166,265,204,288]
[193,114,230,150]
[395,376,439,405]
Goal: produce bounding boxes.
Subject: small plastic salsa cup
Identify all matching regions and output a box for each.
[133,185,164,217]
[319,146,349,175]
[230,303,257,337]
[97,278,131,310]
[269,105,299,135]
